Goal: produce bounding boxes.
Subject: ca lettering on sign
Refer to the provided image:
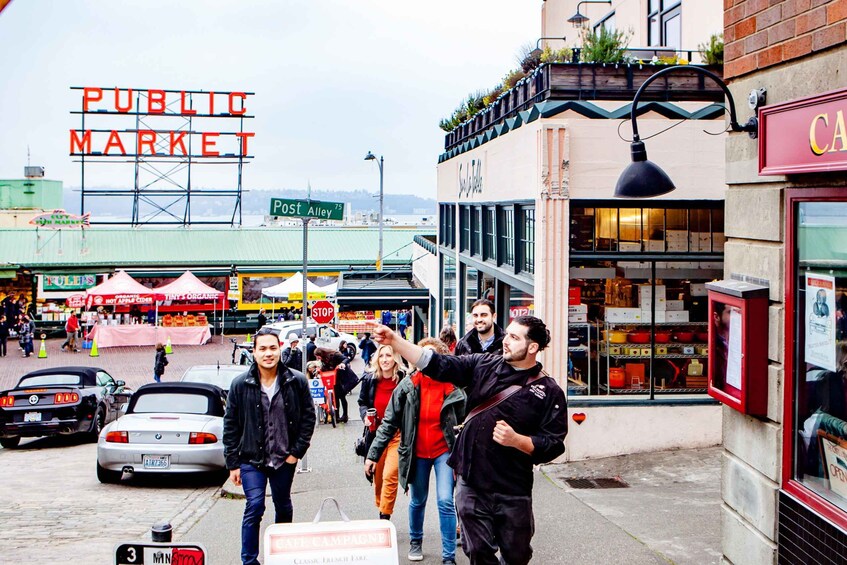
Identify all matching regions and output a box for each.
[458,158,483,199]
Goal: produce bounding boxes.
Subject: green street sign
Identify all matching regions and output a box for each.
[269,198,345,221]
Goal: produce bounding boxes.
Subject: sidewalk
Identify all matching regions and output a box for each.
[197,403,722,564]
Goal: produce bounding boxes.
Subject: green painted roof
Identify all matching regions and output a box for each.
[0,226,434,271]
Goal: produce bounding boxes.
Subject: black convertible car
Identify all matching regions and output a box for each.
[0,366,132,448]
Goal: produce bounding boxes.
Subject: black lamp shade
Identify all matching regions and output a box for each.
[614,140,676,198]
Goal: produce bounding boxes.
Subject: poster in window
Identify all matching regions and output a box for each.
[820,432,847,500]
[805,273,836,371]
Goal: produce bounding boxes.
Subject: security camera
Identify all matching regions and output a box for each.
[748,88,766,110]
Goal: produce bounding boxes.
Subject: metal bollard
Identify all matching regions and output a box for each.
[151,521,173,543]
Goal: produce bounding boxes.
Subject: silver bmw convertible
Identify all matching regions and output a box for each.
[96,382,226,483]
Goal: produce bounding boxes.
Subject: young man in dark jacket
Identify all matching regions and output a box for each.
[223,327,316,565]
[281,334,303,371]
[372,316,568,565]
[454,299,504,356]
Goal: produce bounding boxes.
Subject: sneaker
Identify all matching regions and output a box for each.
[442,560,457,565]
[408,540,423,562]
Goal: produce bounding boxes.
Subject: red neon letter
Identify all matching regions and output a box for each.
[228,92,247,115]
[147,89,166,114]
[82,88,102,112]
[104,130,128,155]
[169,131,188,155]
[180,91,197,115]
[208,91,215,115]
[235,132,255,156]
[202,132,220,156]
[114,88,133,113]
[69,130,92,154]
[137,130,156,155]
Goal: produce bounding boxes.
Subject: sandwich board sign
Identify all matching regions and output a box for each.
[264,498,398,565]
[115,542,206,564]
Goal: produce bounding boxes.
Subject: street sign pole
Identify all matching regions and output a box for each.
[299,216,312,474]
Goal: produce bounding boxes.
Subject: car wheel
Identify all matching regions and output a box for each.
[346,344,357,360]
[88,407,105,442]
[97,461,122,484]
[0,437,21,449]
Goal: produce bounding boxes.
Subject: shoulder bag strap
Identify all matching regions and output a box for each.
[462,370,549,426]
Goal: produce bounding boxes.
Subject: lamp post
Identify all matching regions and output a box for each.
[615,65,759,198]
[567,0,612,28]
[364,151,384,271]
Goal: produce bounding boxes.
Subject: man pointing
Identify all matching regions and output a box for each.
[371,316,568,565]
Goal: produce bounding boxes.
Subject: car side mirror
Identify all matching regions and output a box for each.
[115,380,126,388]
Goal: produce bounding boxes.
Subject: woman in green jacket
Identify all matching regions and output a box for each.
[365,338,466,565]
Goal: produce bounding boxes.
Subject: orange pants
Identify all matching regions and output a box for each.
[373,432,400,516]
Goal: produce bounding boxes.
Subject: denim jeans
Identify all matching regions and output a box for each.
[408,452,456,560]
[240,462,297,565]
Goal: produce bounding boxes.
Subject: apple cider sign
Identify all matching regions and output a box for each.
[759,88,847,175]
[69,87,255,158]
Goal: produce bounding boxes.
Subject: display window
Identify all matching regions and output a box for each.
[568,259,717,397]
[462,265,479,332]
[785,193,847,526]
[442,254,457,327]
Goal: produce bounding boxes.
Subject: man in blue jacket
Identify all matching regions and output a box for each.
[223,327,316,565]
[372,316,568,565]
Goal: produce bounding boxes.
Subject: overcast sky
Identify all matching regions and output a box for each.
[0,0,539,199]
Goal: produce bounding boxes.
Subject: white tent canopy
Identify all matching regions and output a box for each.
[261,272,336,299]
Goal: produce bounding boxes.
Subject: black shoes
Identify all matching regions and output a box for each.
[378,513,391,520]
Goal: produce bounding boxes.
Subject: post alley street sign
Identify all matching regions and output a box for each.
[269,198,344,221]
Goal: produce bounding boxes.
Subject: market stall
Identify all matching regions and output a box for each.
[261,272,337,318]
[153,270,222,343]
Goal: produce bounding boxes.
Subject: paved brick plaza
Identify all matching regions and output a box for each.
[0,335,243,391]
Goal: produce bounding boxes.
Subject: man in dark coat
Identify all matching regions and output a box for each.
[372,316,567,565]
[257,308,267,331]
[454,299,504,356]
[281,334,304,371]
[223,327,316,565]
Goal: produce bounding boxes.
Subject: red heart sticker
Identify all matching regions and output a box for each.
[572,412,586,425]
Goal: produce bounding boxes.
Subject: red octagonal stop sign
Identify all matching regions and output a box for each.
[311,300,336,324]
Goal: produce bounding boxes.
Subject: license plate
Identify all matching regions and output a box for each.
[24,412,41,422]
[143,455,170,469]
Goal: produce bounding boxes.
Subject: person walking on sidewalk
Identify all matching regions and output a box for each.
[62,311,80,352]
[359,332,378,365]
[315,347,357,423]
[153,343,168,382]
[365,337,466,565]
[19,315,34,358]
[223,327,317,565]
[358,343,408,520]
[0,315,8,357]
[454,299,504,356]
[257,308,267,332]
[372,316,568,565]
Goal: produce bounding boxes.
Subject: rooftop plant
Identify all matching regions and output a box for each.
[699,33,724,65]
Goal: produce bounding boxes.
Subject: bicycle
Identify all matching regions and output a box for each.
[318,369,338,428]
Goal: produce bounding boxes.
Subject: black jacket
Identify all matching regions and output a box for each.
[423,352,568,496]
[454,324,505,356]
[223,362,316,470]
[281,347,303,371]
[306,341,317,362]
[154,350,168,376]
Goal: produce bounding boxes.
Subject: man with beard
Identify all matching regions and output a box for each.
[371,316,568,565]
[454,299,504,356]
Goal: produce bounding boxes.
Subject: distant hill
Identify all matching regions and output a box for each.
[63,188,435,217]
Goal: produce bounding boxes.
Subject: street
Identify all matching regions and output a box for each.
[0,338,721,564]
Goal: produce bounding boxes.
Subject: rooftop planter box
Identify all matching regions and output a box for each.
[444,62,724,152]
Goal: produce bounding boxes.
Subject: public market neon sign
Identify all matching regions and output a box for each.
[69,87,255,157]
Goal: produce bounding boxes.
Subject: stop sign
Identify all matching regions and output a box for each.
[311,300,336,324]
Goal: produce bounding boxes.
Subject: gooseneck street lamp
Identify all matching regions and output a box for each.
[364,151,384,271]
[567,0,612,28]
[615,65,759,198]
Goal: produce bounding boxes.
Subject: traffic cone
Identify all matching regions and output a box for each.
[38,338,47,359]
[165,336,173,354]
[246,332,252,344]
[89,339,99,357]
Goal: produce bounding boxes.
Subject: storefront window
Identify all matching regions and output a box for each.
[442,254,457,328]
[463,265,479,332]
[508,288,534,322]
[791,201,847,512]
[483,207,496,261]
[519,207,535,274]
[460,206,470,252]
[568,259,718,397]
[501,207,515,266]
[471,207,482,257]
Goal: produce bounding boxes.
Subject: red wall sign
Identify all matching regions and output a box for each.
[760,88,847,175]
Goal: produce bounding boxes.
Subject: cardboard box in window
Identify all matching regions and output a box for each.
[699,262,723,270]
[690,283,708,296]
[568,304,588,314]
[568,313,588,323]
[643,240,665,251]
[640,311,666,323]
[605,307,643,322]
[639,298,666,311]
[638,284,666,300]
[618,242,641,252]
[666,229,688,242]
[665,300,685,311]
[618,261,650,269]
[665,310,690,322]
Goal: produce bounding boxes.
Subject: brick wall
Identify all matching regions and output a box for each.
[724,0,847,78]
